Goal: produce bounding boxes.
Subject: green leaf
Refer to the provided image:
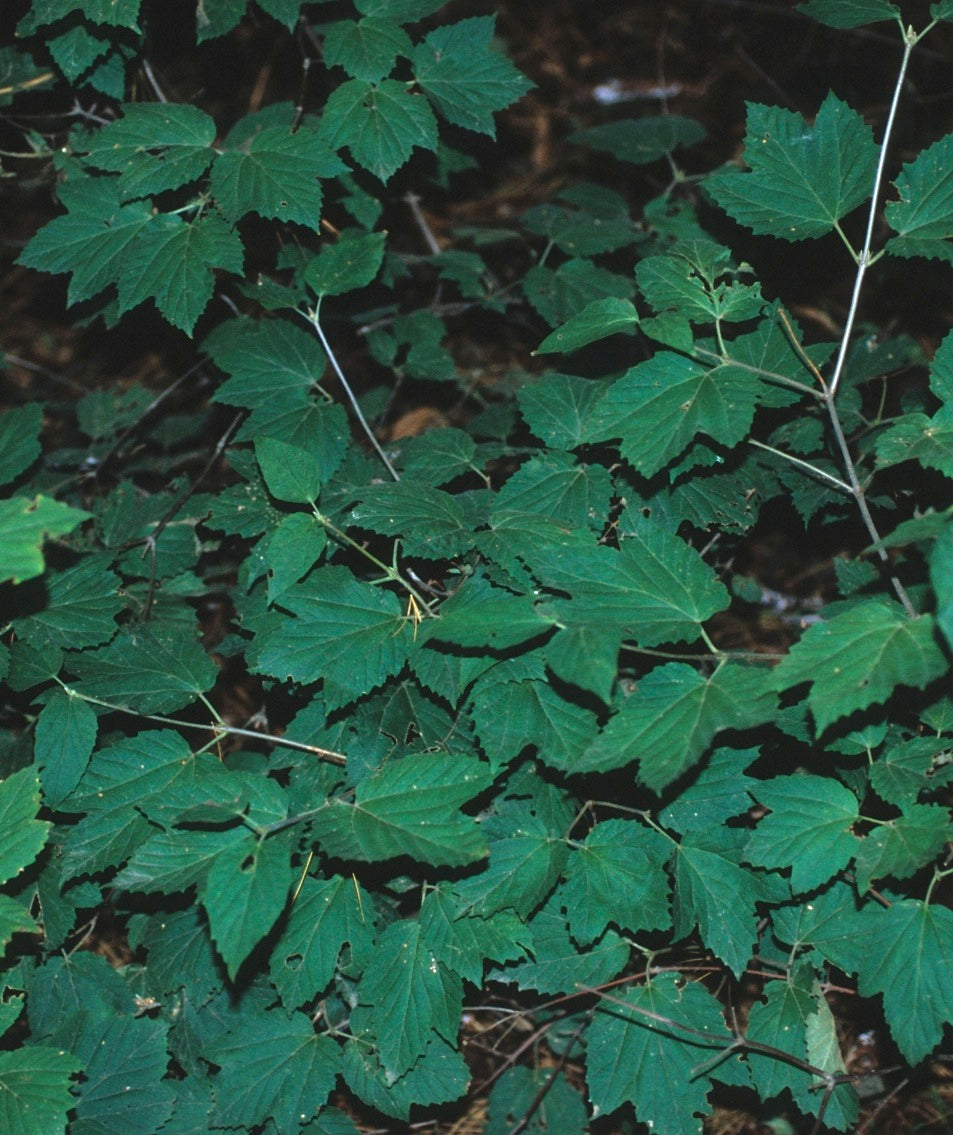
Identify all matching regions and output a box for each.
[117,211,244,334]
[487,1067,588,1135]
[522,258,632,327]
[34,691,98,807]
[19,0,142,31]
[875,411,953,476]
[419,886,530,983]
[255,0,303,29]
[870,736,950,806]
[196,0,245,42]
[355,0,449,19]
[341,1031,468,1120]
[212,124,346,228]
[0,403,42,485]
[931,519,953,649]
[311,753,491,866]
[251,567,410,706]
[255,435,322,503]
[494,452,612,533]
[517,373,606,448]
[563,820,672,944]
[585,352,759,477]
[747,967,858,1129]
[13,555,123,649]
[491,893,629,995]
[211,1011,339,1128]
[68,627,217,714]
[270,875,375,1009]
[305,230,386,296]
[744,775,860,892]
[61,730,197,815]
[319,78,438,181]
[854,802,951,891]
[672,834,762,977]
[453,795,570,918]
[0,768,50,887]
[206,317,326,408]
[70,1016,174,1135]
[706,93,878,239]
[257,512,327,603]
[771,601,948,733]
[357,918,462,1079]
[0,1047,81,1135]
[17,177,154,307]
[351,480,474,557]
[48,25,110,80]
[581,663,774,789]
[569,115,706,165]
[113,825,246,896]
[83,104,216,198]
[427,594,553,650]
[884,134,953,263]
[323,17,412,83]
[0,495,91,585]
[797,0,901,25]
[587,973,733,1133]
[412,16,533,136]
[636,239,764,325]
[200,833,293,979]
[534,297,639,355]
[660,746,760,833]
[469,674,599,774]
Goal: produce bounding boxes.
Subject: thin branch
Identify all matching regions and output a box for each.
[748,439,852,493]
[302,305,400,481]
[58,687,347,765]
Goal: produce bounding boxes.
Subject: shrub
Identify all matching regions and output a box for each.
[1,0,953,1131]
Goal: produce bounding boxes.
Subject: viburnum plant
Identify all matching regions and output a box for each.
[2,0,953,1131]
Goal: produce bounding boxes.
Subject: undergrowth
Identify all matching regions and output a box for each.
[1,1,953,1132]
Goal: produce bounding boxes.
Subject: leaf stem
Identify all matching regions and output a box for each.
[302,302,400,482]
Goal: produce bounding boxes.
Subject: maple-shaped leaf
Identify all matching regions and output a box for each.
[117,211,244,334]
[251,566,411,706]
[747,966,858,1129]
[319,77,438,180]
[82,103,216,199]
[584,352,760,476]
[582,662,774,790]
[562,819,671,944]
[771,600,947,733]
[884,133,953,264]
[201,832,293,980]
[490,892,629,995]
[412,16,533,136]
[660,746,760,833]
[587,973,736,1133]
[13,555,122,649]
[744,775,860,893]
[210,1011,339,1129]
[419,886,531,984]
[212,124,346,229]
[0,1048,82,1135]
[322,17,412,83]
[17,176,153,308]
[569,115,706,165]
[351,480,475,558]
[875,412,953,477]
[672,830,762,977]
[517,372,607,449]
[706,93,878,239]
[636,239,764,326]
[357,918,462,1080]
[19,0,142,31]
[68,627,217,714]
[205,316,326,406]
[311,753,491,867]
[854,802,951,892]
[270,875,375,1009]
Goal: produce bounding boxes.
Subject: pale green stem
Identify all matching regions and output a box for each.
[303,302,400,482]
[748,439,852,494]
